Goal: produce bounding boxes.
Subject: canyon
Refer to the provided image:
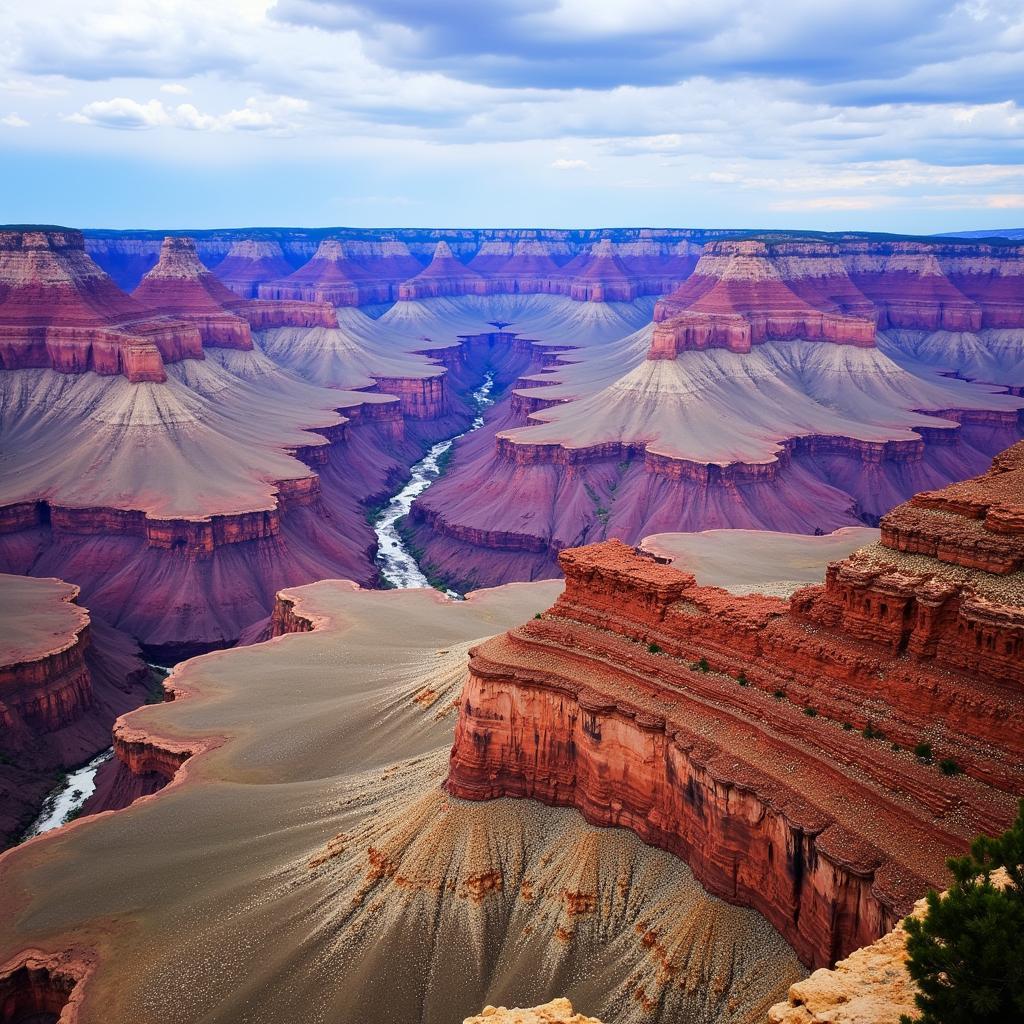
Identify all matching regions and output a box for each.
[1,219,1023,1023]
[4,528,879,1023]
[408,236,1024,590]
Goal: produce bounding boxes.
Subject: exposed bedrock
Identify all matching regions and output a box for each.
[0,402,415,656]
[0,574,150,846]
[0,949,93,1024]
[408,391,1021,592]
[83,718,195,816]
[0,227,203,383]
[447,460,1024,966]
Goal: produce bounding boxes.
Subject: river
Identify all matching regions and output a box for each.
[21,663,172,841]
[373,370,495,592]
[21,379,495,841]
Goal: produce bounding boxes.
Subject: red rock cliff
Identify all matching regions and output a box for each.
[447,446,1024,968]
[0,227,203,382]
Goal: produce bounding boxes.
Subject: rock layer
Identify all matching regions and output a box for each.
[446,448,1024,968]
[0,227,201,383]
[0,573,149,846]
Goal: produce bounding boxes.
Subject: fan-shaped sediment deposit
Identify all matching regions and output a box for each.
[0,540,864,1023]
[0,573,149,846]
[446,447,1024,971]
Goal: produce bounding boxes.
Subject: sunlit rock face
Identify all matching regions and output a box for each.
[448,448,1024,968]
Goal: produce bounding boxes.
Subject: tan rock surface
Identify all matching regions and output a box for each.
[465,997,603,1024]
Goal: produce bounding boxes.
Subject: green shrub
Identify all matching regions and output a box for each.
[534,613,542,620]
[803,706,817,717]
[842,722,853,731]
[901,799,1024,1024]
[939,758,962,776]
[697,657,709,672]
[648,643,662,654]
[737,671,749,686]
[915,741,933,762]
[863,723,884,740]
[773,689,785,700]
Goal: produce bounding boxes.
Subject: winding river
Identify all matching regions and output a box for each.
[373,370,495,592]
[22,379,495,842]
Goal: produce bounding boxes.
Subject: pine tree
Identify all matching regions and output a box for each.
[901,799,1024,1024]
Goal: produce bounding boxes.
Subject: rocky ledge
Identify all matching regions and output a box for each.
[464,999,603,1024]
[446,445,1024,968]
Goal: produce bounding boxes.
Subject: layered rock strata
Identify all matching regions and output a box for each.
[133,236,338,348]
[259,239,394,306]
[447,451,1024,967]
[0,227,201,383]
[651,240,877,356]
[211,239,294,298]
[0,574,149,846]
[398,241,492,300]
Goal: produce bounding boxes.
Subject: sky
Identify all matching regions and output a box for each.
[1,0,1023,232]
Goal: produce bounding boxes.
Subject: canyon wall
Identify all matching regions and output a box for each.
[447,445,1024,968]
[0,574,149,846]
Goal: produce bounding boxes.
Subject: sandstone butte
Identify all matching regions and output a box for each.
[0,227,202,383]
[0,573,148,846]
[446,441,1024,970]
[209,239,293,298]
[131,235,338,349]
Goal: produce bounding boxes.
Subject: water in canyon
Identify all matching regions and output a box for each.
[373,370,495,592]
[22,747,114,839]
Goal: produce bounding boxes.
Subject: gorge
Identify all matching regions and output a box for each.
[1,220,1023,1024]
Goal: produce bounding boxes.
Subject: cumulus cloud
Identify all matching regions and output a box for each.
[1,113,29,127]
[2,0,1024,227]
[66,95,308,133]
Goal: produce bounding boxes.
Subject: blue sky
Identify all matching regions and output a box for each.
[1,0,1023,231]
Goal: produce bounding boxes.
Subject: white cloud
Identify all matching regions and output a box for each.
[1,113,29,127]
[65,95,309,133]
[160,83,190,95]
[550,158,590,170]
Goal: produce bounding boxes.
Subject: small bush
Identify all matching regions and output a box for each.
[534,613,542,620]
[914,741,933,762]
[803,706,818,717]
[648,643,662,654]
[939,758,962,776]
[773,689,785,700]
[891,742,901,752]
[737,671,749,686]
[863,723,884,740]
[900,799,1024,1024]
[697,657,709,673]
[842,722,853,731]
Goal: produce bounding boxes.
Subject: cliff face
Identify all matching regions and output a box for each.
[398,241,492,300]
[0,574,149,846]
[0,227,203,382]
[446,447,1024,968]
[212,239,294,298]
